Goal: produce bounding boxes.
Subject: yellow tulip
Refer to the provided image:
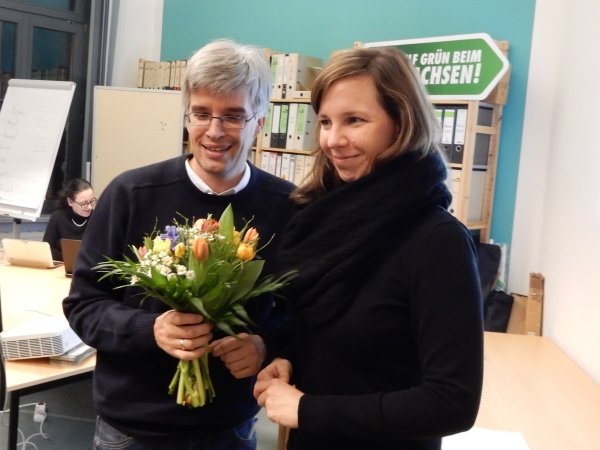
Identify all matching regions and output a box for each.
[236,242,256,261]
[233,230,241,246]
[174,242,186,259]
[153,237,171,253]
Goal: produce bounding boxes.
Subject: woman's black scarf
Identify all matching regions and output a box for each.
[278,151,452,329]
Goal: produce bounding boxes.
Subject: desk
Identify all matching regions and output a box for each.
[5,357,95,449]
[477,332,600,450]
[0,263,70,330]
[0,263,95,450]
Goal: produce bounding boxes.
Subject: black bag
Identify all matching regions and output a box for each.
[484,290,514,332]
[475,242,514,332]
[476,242,501,301]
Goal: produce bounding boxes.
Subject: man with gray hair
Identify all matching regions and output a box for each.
[64,39,295,450]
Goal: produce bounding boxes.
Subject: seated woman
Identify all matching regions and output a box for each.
[43,178,95,261]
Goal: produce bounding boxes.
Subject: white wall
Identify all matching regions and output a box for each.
[510,0,600,383]
[108,0,163,87]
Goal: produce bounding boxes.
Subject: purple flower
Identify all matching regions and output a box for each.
[160,225,179,250]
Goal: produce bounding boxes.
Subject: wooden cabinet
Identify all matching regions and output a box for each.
[91,87,184,196]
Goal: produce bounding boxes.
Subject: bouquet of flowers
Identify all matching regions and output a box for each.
[94,204,295,408]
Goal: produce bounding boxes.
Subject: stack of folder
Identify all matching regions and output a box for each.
[49,342,96,366]
[264,102,317,152]
[259,151,315,186]
[270,52,322,100]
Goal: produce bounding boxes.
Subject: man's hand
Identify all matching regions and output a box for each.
[210,333,266,378]
[154,309,213,360]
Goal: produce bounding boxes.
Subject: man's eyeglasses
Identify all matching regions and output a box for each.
[184,112,256,129]
[73,198,97,208]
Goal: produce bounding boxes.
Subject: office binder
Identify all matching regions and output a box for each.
[167,61,176,90]
[441,107,456,161]
[269,55,278,96]
[288,155,297,184]
[270,104,281,148]
[275,153,283,177]
[277,103,289,149]
[262,103,274,149]
[294,154,306,185]
[286,102,299,150]
[267,151,277,175]
[160,61,171,89]
[434,107,444,126]
[283,53,322,98]
[180,60,187,88]
[473,133,491,168]
[450,107,468,164]
[448,168,461,215]
[282,54,291,99]
[260,151,270,172]
[137,58,146,88]
[280,153,292,180]
[303,155,315,178]
[271,53,285,99]
[293,103,317,151]
[173,60,181,90]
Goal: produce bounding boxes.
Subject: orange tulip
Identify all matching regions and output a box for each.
[243,227,259,244]
[194,218,219,233]
[192,237,209,261]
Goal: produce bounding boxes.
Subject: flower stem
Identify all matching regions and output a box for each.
[168,352,215,408]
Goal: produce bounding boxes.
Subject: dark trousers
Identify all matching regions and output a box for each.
[93,415,258,450]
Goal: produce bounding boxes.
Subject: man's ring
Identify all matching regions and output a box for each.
[179,338,185,350]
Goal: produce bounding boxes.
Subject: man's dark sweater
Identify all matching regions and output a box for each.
[63,154,295,438]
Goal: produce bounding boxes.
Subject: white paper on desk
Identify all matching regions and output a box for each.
[442,427,531,450]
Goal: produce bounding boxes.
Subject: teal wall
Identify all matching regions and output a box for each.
[161,0,536,246]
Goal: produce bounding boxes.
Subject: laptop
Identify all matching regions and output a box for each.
[1,238,62,269]
[60,238,82,277]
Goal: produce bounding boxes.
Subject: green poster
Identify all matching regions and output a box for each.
[364,33,509,99]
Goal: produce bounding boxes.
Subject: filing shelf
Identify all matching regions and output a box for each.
[437,99,503,242]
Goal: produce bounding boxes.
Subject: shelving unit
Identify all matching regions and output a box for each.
[436,99,504,242]
[252,50,321,185]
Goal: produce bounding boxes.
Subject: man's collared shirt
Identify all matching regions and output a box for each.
[185,159,250,196]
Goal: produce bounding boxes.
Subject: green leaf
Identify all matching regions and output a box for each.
[215,321,237,336]
[143,236,154,251]
[228,260,264,303]
[188,296,215,321]
[231,303,256,327]
[150,266,168,289]
[218,204,235,241]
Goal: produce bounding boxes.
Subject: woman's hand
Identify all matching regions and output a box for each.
[254,358,302,428]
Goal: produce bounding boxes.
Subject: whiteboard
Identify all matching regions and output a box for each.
[0,79,76,220]
[91,87,184,196]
